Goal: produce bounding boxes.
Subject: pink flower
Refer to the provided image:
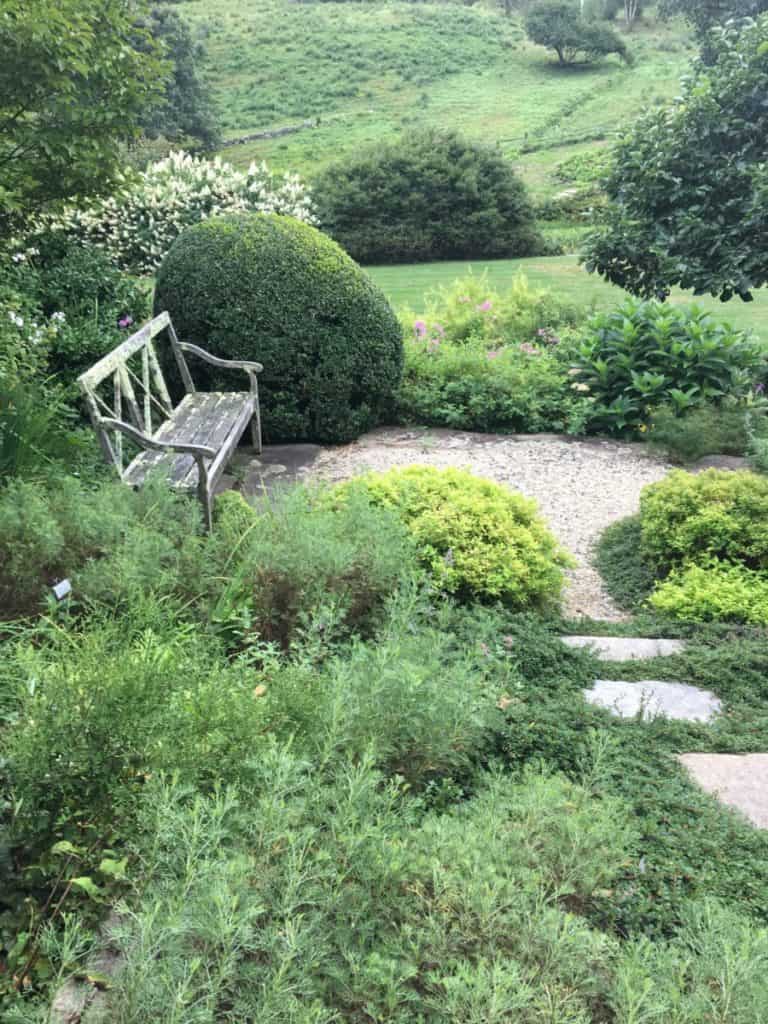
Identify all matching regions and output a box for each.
[487,349,500,360]
[458,296,470,303]
[477,300,492,312]
[414,319,427,338]
[118,315,134,329]
[519,342,539,356]
[427,338,440,352]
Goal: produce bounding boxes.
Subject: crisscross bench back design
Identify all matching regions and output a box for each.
[78,312,262,530]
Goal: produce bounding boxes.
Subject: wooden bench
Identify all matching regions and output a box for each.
[78,312,262,530]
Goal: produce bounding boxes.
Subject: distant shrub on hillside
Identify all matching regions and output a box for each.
[526,2,631,65]
[315,129,542,265]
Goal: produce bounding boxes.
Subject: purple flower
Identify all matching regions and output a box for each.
[414,319,427,338]
[477,300,492,312]
[755,383,765,395]
[118,315,134,329]
[519,342,539,356]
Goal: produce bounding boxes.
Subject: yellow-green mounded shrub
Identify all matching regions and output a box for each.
[332,466,572,608]
[640,469,768,574]
[649,561,768,625]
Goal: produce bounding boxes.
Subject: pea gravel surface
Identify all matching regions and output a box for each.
[304,427,674,621]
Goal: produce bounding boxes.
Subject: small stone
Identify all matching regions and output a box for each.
[584,679,721,722]
[678,754,768,829]
[562,636,686,660]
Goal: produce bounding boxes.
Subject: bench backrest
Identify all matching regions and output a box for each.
[77,312,194,474]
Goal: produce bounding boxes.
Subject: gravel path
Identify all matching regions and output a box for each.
[306,427,673,621]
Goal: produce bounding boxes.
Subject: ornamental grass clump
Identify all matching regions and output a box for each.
[331,466,572,609]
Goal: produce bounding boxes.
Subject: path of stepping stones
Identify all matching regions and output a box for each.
[564,634,768,830]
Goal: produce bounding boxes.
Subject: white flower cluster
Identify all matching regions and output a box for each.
[4,307,64,346]
[1,302,64,384]
[56,151,318,274]
[11,246,40,264]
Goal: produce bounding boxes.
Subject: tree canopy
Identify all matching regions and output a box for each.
[582,17,768,302]
[659,0,768,40]
[0,0,165,232]
[525,2,630,65]
[136,6,220,151]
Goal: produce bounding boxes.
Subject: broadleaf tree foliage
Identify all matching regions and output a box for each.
[582,17,768,302]
[0,0,165,233]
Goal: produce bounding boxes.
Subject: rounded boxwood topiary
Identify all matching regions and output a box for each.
[153,212,404,444]
[331,465,572,609]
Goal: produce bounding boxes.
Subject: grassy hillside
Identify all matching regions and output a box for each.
[181,0,694,202]
[367,256,768,337]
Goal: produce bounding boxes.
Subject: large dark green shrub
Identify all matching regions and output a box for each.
[314,129,542,265]
[154,213,404,443]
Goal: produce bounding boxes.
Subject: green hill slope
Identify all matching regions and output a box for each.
[180,0,694,202]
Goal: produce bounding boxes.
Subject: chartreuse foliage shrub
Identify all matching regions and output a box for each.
[640,469,768,575]
[314,129,542,265]
[154,212,403,444]
[331,466,572,608]
[572,299,766,434]
[598,469,768,623]
[649,560,768,625]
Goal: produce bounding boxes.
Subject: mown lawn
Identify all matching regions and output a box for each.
[181,0,693,203]
[367,255,768,339]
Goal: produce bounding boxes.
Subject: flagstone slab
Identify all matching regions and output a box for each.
[678,754,768,829]
[584,679,721,722]
[562,635,686,660]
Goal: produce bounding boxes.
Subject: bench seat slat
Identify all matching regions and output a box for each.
[123,392,253,489]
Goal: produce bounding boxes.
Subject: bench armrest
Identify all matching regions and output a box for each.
[100,417,216,459]
[178,342,263,375]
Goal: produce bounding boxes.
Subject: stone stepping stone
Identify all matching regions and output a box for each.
[562,635,686,660]
[678,754,768,829]
[584,679,721,722]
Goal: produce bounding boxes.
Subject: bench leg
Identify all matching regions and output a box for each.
[195,456,214,533]
[251,402,262,454]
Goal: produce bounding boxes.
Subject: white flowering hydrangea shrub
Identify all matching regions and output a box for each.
[57,151,317,274]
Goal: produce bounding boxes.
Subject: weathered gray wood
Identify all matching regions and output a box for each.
[78,312,262,530]
[177,342,263,374]
[168,320,195,394]
[77,312,170,390]
[147,340,172,415]
[100,417,216,458]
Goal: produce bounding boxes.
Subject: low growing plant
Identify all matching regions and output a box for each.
[397,333,583,434]
[640,468,768,575]
[646,401,768,464]
[572,299,766,434]
[649,560,768,625]
[331,466,573,608]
